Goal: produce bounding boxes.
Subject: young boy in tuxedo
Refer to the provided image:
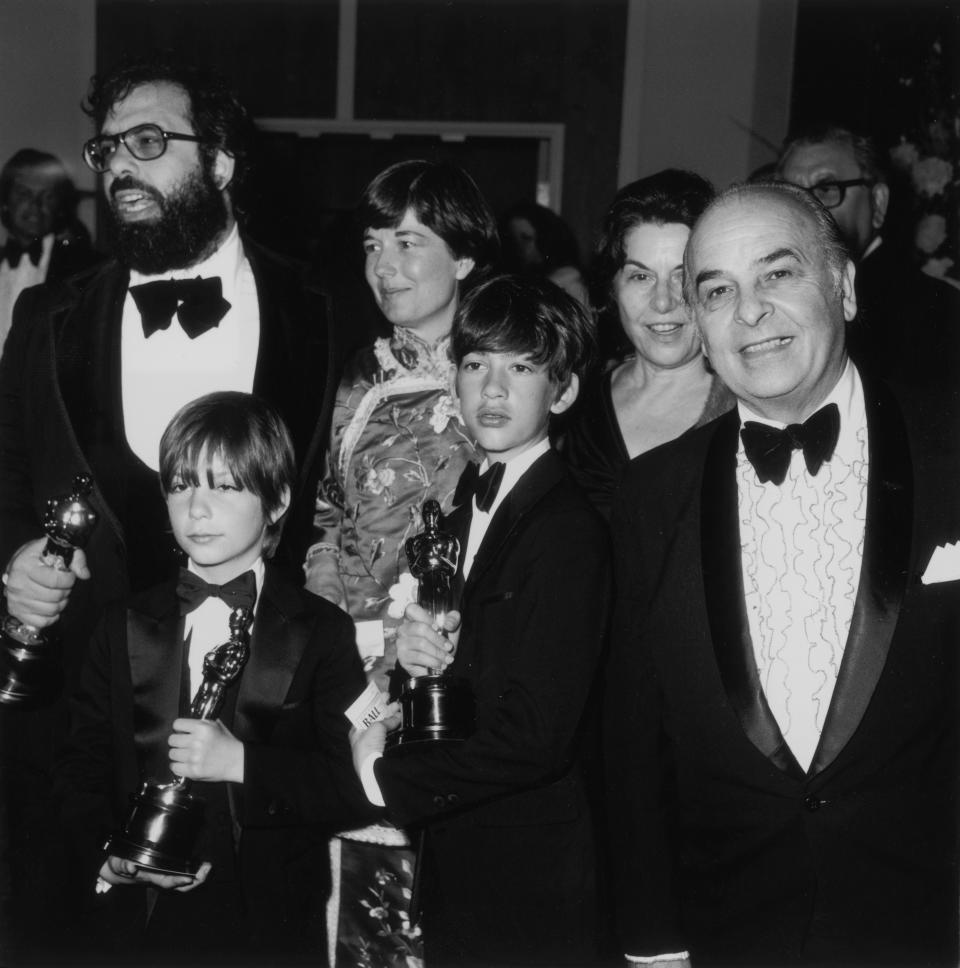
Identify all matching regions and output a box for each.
[351,275,612,967]
[56,391,373,965]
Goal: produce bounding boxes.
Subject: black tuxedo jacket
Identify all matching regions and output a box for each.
[376,450,611,966]
[0,238,337,690]
[54,564,374,960]
[606,377,960,966]
[849,240,960,387]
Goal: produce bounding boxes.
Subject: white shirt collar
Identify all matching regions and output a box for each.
[737,360,866,465]
[478,437,551,519]
[129,221,243,292]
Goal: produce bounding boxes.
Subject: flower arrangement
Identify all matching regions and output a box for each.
[889,39,959,285]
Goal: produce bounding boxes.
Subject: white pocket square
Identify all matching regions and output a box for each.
[921,542,960,584]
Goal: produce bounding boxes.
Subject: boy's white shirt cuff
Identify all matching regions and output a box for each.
[360,751,385,806]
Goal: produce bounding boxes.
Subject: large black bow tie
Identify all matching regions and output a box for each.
[129,276,230,339]
[741,403,841,486]
[176,568,257,615]
[3,237,42,268]
[453,461,506,512]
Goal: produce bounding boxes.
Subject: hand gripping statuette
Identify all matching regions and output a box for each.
[0,475,99,706]
[387,499,475,755]
[105,606,254,877]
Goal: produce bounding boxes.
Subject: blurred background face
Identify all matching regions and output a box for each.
[613,221,700,369]
[504,216,541,268]
[778,138,881,258]
[363,208,474,342]
[5,165,65,242]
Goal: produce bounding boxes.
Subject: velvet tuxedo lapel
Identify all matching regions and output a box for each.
[808,379,913,776]
[54,261,129,538]
[126,582,184,782]
[232,567,309,745]
[701,411,804,779]
[464,451,565,592]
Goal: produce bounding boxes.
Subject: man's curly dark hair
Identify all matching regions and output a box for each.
[83,51,256,215]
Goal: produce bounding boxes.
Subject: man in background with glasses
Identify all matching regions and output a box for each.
[777,123,958,386]
[0,53,337,964]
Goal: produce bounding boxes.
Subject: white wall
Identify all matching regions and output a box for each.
[0,0,98,234]
[618,0,797,190]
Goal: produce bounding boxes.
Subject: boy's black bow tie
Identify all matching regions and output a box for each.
[129,276,230,339]
[4,237,42,268]
[740,402,841,486]
[176,568,257,615]
[454,461,506,512]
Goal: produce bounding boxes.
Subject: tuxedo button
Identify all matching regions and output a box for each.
[267,800,280,816]
[803,795,822,813]
[446,793,460,806]
[433,795,445,807]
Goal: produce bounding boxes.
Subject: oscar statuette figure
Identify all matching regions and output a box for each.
[104,606,253,877]
[387,499,475,754]
[0,474,99,706]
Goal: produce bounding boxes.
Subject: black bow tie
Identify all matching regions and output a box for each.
[129,276,230,339]
[176,568,257,615]
[453,461,506,513]
[3,237,42,268]
[741,403,841,486]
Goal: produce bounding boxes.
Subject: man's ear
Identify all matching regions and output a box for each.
[455,256,476,282]
[270,486,291,525]
[550,373,580,416]
[870,181,890,231]
[839,259,857,323]
[211,148,236,192]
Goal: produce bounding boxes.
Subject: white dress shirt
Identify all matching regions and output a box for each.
[736,362,869,770]
[0,232,53,356]
[121,224,260,469]
[183,557,264,700]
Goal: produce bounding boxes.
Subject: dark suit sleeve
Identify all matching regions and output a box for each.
[240,606,378,830]
[0,286,48,565]
[374,499,611,824]
[604,472,686,956]
[53,606,127,876]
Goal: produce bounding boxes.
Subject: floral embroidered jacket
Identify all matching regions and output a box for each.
[309,326,477,645]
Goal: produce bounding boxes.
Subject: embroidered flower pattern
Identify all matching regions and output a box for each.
[312,327,476,626]
[387,572,418,619]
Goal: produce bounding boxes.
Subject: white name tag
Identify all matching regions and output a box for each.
[344,681,390,731]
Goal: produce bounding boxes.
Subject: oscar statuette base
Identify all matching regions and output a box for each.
[385,673,476,756]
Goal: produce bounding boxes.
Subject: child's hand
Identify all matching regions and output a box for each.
[168,718,244,783]
[396,604,461,677]
[349,707,398,778]
[98,856,211,893]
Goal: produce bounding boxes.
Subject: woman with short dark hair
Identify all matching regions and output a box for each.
[304,159,497,968]
[564,169,734,518]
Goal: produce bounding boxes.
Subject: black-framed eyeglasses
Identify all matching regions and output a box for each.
[805,178,873,210]
[82,123,205,173]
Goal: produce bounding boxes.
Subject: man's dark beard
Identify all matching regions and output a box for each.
[107,164,229,274]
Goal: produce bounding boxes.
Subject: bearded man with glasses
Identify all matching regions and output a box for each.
[776,123,959,387]
[0,54,338,964]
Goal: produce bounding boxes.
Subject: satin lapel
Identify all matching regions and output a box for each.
[809,380,913,776]
[246,242,330,464]
[54,262,129,540]
[233,568,308,745]
[701,411,804,779]
[464,452,564,592]
[126,584,183,782]
[442,503,472,608]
